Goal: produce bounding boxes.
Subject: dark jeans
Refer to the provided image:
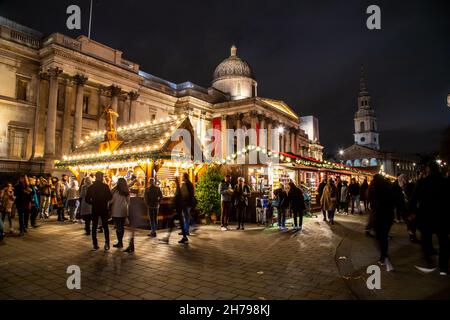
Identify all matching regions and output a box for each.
[1,211,13,229]
[327,209,335,222]
[236,206,246,228]
[375,220,392,261]
[148,207,159,234]
[221,201,231,227]
[166,209,186,240]
[28,206,38,227]
[82,214,92,234]
[292,208,303,227]
[278,207,286,228]
[420,225,450,272]
[16,206,28,233]
[113,217,126,245]
[182,207,192,234]
[57,206,65,221]
[92,213,109,245]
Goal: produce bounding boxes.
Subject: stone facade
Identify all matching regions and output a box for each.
[0,17,322,175]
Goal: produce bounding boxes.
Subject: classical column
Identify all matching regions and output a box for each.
[258,114,267,150]
[128,91,140,123]
[235,113,244,157]
[220,115,228,159]
[291,129,298,154]
[72,74,88,149]
[31,72,44,159]
[45,67,62,157]
[61,78,74,155]
[109,85,121,127]
[97,86,107,128]
[266,118,273,151]
[249,111,258,147]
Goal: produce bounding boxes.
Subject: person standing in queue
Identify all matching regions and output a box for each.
[287,181,306,232]
[110,178,130,249]
[14,175,32,236]
[320,178,337,225]
[86,172,112,251]
[179,173,196,241]
[232,177,251,231]
[219,175,233,231]
[144,178,163,238]
[349,178,361,214]
[79,176,93,235]
[360,178,370,213]
[273,183,288,231]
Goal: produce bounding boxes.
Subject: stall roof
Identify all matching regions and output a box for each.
[56,115,204,169]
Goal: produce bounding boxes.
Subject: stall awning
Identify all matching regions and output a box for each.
[55,115,204,169]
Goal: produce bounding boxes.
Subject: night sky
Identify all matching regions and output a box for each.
[1,0,449,155]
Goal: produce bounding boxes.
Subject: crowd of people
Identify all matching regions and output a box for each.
[1,162,449,276]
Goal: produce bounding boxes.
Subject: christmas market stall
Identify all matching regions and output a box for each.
[55,108,205,228]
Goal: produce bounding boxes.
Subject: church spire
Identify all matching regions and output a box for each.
[359,65,369,97]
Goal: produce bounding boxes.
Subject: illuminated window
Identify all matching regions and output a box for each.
[9,127,28,159]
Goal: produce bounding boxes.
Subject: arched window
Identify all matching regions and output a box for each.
[360,121,365,132]
[354,159,361,167]
[346,160,353,166]
[370,158,378,166]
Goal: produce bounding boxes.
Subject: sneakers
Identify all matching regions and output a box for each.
[415,265,437,274]
[439,271,448,276]
[178,237,188,244]
[220,227,227,231]
[148,232,157,238]
[384,258,394,272]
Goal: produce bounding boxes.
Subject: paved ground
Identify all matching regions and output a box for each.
[0,212,449,300]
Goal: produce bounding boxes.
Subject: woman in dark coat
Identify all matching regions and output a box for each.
[273,184,288,231]
[287,182,306,231]
[369,174,396,271]
[232,177,251,230]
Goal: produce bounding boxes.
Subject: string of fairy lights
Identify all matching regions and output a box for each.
[55,114,370,176]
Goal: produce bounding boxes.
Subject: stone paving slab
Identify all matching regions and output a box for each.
[0,216,351,300]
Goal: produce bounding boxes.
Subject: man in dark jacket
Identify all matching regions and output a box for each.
[144,178,163,238]
[287,182,306,231]
[349,178,361,214]
[179,173,196,242]
[274,184,288,230]
[86,172,112,251]
[14,175,32,236]
[317,179,327,221]
[412,162,450,276]
[232,177,250,230]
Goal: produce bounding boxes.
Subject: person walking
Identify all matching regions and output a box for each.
[110,178,130,249]
[317,178,327,221]
[274,184,288,231]
[399,175,419,243]
[320,178,337,224]
[14,175,32,236]
[287,181,306,231]
[335,177,342,213]
[144,178,163,238]
[79,176,93,235]
[86,172,112,251]
[369,174,396,272]
[51,177,66,221]
[232,177,250,230]
[160,178,188,244]
[219,175,233,231]
[349,178,361,214]
[360,178,370,212]
[412,162,450,276]
[179,173,196,240]
[1,183,15,234]
[67,177,80,223]
[340,181,349,214]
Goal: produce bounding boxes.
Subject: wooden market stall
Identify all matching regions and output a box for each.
[55,109,205,228]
